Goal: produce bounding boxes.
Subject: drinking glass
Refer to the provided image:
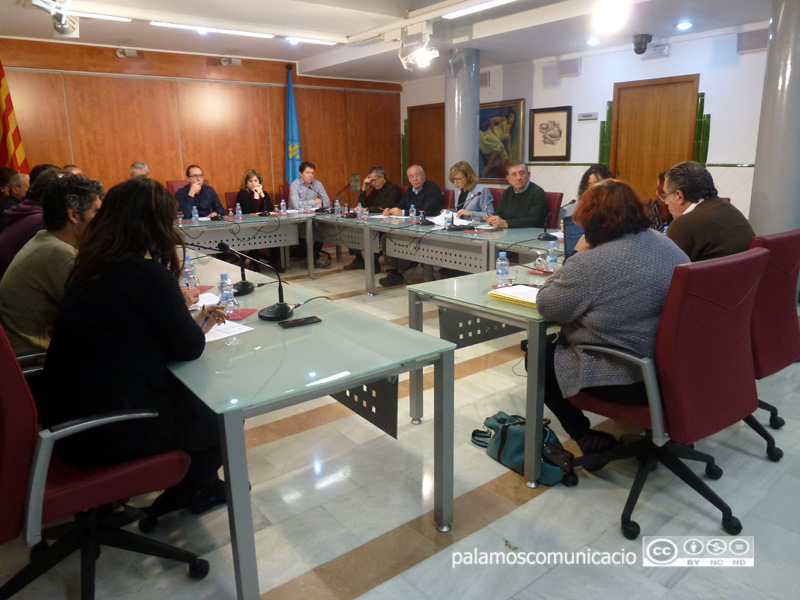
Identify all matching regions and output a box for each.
[505,265,518,287]
[176,211,183,226]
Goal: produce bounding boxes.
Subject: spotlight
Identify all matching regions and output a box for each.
[220,57,243,66]
[115,48,139,58]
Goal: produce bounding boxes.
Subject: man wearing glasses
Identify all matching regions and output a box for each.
[176,165,223,218]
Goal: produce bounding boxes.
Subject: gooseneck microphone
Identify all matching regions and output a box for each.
[216,245,255,297]
[538,197,568,241]
[216,243,294,321]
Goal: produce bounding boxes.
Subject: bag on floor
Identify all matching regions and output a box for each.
[471,411,575,486]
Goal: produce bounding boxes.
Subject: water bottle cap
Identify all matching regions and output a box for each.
[221,273,229,279]
[410,204,415,208]
[499,251,507,258]
[549,240,556,247]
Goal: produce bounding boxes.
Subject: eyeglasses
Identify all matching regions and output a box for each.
[452,176,466,183]
[188,173,204,179]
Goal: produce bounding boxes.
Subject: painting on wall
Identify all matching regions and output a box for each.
[478,99,525,182]
[529,106,572,162]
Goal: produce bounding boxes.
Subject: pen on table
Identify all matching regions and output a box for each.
[200,305,208,328]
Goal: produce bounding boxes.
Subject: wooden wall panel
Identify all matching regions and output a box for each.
[293,87,348,197]
[63,75,182,188]
[267,86,286,199]
[4,70,71,169]
[408,103,446,187]
[0,39,401,91]
[344,90,401,206]
[176,81,273,200]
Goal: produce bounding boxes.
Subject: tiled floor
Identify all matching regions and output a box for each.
[2,253,799,600]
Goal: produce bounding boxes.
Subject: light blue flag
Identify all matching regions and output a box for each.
[285,67,301,184]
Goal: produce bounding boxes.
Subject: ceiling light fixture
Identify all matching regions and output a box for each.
[592,0,632,34]
[285,37,337,46]
[396,22,439,71]
[676,21,693,31]
[442,0,519,20]
[149,21,275,39]
[586,38,600,46]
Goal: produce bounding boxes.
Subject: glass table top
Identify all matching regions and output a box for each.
[175,213,312,230]
[169,253,455,414]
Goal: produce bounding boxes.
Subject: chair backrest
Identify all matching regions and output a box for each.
[544,191,563,229]
[0,326,39,544]
[719,197,731,202]
[488,186,505,212]
[750,229,800,378]
[655,248,769,444]
[278,184,290,204]
[562,216,584,258]
[166,180,209,197]
[399,185,408,196]
[224,191,238,212]
[443,189,455,210]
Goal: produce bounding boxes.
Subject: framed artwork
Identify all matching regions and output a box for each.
[529,106,572,161]
[478,98,525,182]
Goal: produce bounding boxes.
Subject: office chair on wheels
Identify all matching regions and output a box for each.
[568,248,769,540]
[0,327,209,600]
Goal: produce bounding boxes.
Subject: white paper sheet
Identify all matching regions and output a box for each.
[205,320,254,342]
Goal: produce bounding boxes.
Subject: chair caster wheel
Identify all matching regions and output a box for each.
[138,515,159,533]
[705,464,723,480]
[562,471,579,487]
[189,559,210,579]
[621,520,640,540]
[29,540,48,561]
[767,447,784,462]
[769,415,785,429]
[722,516,742,535]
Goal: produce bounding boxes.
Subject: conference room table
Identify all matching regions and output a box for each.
[313,213,557,294]
[169,253,456,600]
[175,213,316,276]
[407,269,550,487]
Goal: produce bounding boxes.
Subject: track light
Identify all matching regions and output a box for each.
[115,48,139,58]
[220,57,243,66]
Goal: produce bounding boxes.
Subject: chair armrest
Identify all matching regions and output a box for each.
[574,344,667,446]
[24,410,158,546]
[16,351,46,377]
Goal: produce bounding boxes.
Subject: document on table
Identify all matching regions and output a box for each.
[427,214,472,228]
[488,285,539,307]
[189,292,220,311]
[205,320,253,342]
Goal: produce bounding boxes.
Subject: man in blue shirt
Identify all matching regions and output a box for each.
[175,165,223,218]
[289,161,331,268]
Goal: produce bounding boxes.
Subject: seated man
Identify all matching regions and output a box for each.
[0,171,29,232]
[485,161,547,228]
[663,161,754,261]
[175,164,223,218]
[346,164,401,270]
[0,173,103,354]
[379,165,443,287]
[290,161,331,268]
[130,160,150,178]
[0,164,61,277]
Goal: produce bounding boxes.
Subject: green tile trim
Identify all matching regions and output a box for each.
[401,119,408,185]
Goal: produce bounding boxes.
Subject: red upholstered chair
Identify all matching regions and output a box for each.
[488,186,505,212]
[166,180,210,197]
[0,327,208,599]
[749,229,800,430]
[544,191,563,229]
[224,191,238,213]
[278,184,290,205]
[568,248,769,539]
[443,189,455,210]
[400,185,408,196]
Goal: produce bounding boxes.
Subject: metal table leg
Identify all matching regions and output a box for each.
[524,321,547,487]
[408,290,424,423]
[434,348,454,531]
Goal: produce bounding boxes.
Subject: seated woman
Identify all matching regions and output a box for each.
[450,161,494,221]
[536,179,689,457]
[236,169,274,214]
[42,177,228,516]
[561,164,613,219]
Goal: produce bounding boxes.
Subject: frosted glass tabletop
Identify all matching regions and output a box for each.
[407,270,549,323]
[169,253,454,414]
[175,213,311,230]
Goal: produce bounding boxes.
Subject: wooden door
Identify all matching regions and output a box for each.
[407,103,445,187]
[610,74,699,200]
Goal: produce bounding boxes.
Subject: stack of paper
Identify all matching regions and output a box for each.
[488,285,539,307]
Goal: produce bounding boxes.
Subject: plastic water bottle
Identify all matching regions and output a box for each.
[496,251,509,287]
[280,199,287,214]
[357,202,364,220]
[191,206,199,224]
[547,240,560,271]
[409,204,416,223]
[218,273,235,316]
[334,199,341,217]
[444,209,452,227]
[183,256,199,288]
[235,203,242,221]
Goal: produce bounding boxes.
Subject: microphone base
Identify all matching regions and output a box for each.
[258,303,295,321]
[538,232,557,241]
[233,281,255,296]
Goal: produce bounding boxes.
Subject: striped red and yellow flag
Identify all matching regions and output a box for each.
[0,56,29,174]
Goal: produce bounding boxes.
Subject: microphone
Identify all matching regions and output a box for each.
[454,190,480,212]
[216,244,255,297]
[538,197,568,241]
[217,243,294,321]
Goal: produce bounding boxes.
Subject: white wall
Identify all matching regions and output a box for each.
[400,27,768,210]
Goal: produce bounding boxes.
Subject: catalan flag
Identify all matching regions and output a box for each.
[0,57,29,174]
[285,65,301,184]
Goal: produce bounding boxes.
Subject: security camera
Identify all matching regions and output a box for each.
[633,34,653,55]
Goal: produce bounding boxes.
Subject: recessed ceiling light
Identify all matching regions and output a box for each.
[443,0,519,20]
[285,37,337,46]
[149,21,275,39]
[587,38,600,46]
[676,21,693,31]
